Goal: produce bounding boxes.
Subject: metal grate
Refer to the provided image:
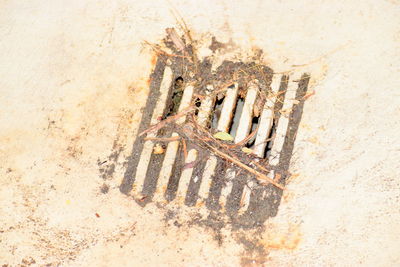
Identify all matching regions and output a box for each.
[120,45,310,228]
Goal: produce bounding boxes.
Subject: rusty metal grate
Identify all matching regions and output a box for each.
[120,35,310,228]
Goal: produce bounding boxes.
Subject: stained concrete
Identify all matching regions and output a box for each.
[1,0,400,266]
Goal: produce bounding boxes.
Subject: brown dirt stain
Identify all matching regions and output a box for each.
[261,224,302,251]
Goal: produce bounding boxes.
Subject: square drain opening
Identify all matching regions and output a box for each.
[119,29,310,229]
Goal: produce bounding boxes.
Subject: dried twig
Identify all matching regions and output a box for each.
[205,143,285,190]
[187,116,284,189]
[144,41,191,60]
[181,138,188,161]
[168,8,199,73]
[252,160,270,174]
[139,106,195,137]
[303,90,315,100]
[229,124,259,148]
[166,28,186,51]
[240,187,248,207]
[190,116,232,150]
[144,136,180,142]
[251,135,275,150]
[212,79,235,95]
[193,93,206,100]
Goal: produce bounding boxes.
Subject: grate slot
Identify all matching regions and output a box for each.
[253,74,282,157]
[238,179,254,214]
[234,74,283,213]
[196,155,217,204]
[153,84,194,202]
[267,73,301,179]
[220,80,259,209]
[205,82,240,209]
[131,66,173,198]
[175,148,198,204]
[194,82,239,209]
[237,74,301,217]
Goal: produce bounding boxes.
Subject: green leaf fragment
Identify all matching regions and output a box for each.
[213,132,234,141]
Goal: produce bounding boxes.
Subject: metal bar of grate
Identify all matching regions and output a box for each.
[217,83,239,132]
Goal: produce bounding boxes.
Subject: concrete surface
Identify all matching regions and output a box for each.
[1,0,400,266]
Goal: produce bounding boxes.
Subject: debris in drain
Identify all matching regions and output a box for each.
[167,77,185,117]
[166,28,186,52]
[153,143,165,154]
[213,132,234,141]
[138,196,148,202]
[120,26,311,229]
[242,147,253,154]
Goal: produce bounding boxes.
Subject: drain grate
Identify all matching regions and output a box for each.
[120,34,310,228]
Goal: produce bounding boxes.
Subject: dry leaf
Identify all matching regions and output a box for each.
[153,143,165,154]
[241,147,253,154]
[213,132,234,141]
